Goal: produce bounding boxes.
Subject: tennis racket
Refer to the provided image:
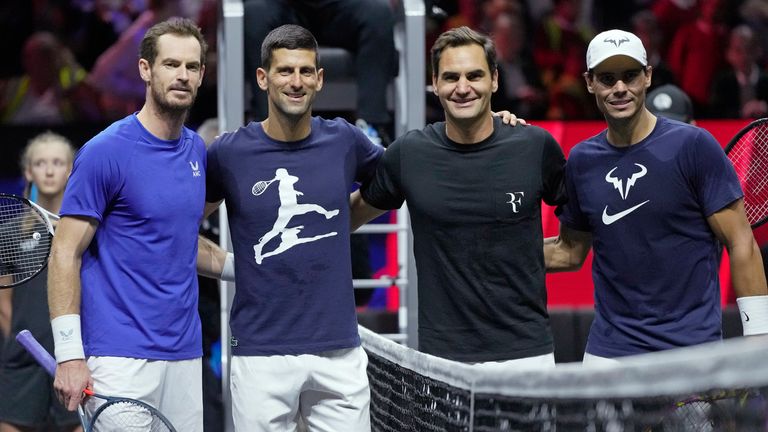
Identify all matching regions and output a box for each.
[15,329,177,432]
[725,118,768,228]
[0,193,58,288]
[252,179,275,196]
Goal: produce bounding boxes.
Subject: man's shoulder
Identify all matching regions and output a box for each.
[80,116,139,156]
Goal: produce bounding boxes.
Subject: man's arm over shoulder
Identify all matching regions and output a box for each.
[197,200,233,281]
[544,223,592,272]
[350,190,387,232]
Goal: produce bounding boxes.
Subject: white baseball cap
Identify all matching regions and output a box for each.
[586,29,647,70]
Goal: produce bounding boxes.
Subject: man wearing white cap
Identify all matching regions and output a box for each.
[544,29,768,365]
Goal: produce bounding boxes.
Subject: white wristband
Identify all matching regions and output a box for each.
[220,252,235,282]
[737,295,768,336]
[51,314,85,363]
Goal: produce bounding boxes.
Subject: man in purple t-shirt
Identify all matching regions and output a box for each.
[48,19,230,432]
[545,29,768,364]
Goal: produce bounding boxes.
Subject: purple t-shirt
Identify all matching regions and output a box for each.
[61,114,206,360]
[206,117,383,356]
[558,117,743,357]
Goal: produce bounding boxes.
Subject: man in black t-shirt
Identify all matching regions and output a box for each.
[351,27,566,366]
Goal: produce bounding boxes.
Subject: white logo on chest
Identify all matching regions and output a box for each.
[506,192,525,213]
[601,163,649,225]
[189,161,201,177]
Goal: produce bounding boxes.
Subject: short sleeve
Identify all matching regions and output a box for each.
[556,157,591,232]
[206,137,225,203]
[360,138,405,210]
[60,141,122,222]
[540,130,567,206]
[688,128,743,216]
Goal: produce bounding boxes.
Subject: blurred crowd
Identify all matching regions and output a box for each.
[0,0,217,127]
[1,0,767,126]
[431,0,768,120]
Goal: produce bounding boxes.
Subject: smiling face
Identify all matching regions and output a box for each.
[432,44,498,127]
[585,55,652,122]
[257,48,323,121]
[140,33,205,114]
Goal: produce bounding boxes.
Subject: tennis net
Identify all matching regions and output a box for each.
[360,326,768,431]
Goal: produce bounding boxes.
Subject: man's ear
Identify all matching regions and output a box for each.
[316,68,324,92]
[138,59,151,84]
[256,68,268,91]
[583,72,595,94]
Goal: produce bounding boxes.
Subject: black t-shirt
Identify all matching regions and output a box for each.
[362,117,566,362]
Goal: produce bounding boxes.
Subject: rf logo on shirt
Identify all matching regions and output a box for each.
[506,192,525,213]
[602,163,650,225]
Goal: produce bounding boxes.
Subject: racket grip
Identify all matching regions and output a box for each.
[16,329,57,376]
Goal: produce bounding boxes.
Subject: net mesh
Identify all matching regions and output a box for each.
[361,326,768,432]
[0,195,53,286]
[727,120,768,227]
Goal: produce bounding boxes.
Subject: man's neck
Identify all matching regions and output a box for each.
[136,103,187,141]
[605,109,657,148]
[445,113,494,144]
[262,112,312,142]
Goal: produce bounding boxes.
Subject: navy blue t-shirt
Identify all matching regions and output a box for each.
[558,117,743,357]
[206,117,383,355]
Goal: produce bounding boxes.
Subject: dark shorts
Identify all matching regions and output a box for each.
[0,362,80,427]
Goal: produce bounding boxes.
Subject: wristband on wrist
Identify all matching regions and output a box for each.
[51,314,85,363]
[737,295,768,336]
[220,252,235,282]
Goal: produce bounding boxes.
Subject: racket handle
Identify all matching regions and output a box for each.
[16,329,56,376]
[16,329,95,397]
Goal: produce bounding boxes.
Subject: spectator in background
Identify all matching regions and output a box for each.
[631,9,677,93]
[651,0,698,49]
[0,32,100,125]
[711,25,768,119]
[739,0,768,67]
[533,0,596,119]
[646,84,694,124]
[491,12,547,119]
[243,0,397,146]
[88,0,196,120]
[667,0,729,117]
[0,132,81,432]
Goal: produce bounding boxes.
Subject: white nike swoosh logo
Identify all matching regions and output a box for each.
[601,200,650,225]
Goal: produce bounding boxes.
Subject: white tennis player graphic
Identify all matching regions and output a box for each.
[252,168,339,264]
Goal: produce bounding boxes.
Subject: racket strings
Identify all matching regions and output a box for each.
[728,126,768,226]
[90,400,174,432]
[0,197,53,285]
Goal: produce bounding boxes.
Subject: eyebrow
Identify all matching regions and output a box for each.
[440,69,486,77]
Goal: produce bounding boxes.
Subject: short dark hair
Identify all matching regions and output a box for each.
[430,26,497,76]
[260,24,319,71]
[139,17,208,66]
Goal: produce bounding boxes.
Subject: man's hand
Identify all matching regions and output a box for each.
[492,111,528,126]
[54,359,93,411]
